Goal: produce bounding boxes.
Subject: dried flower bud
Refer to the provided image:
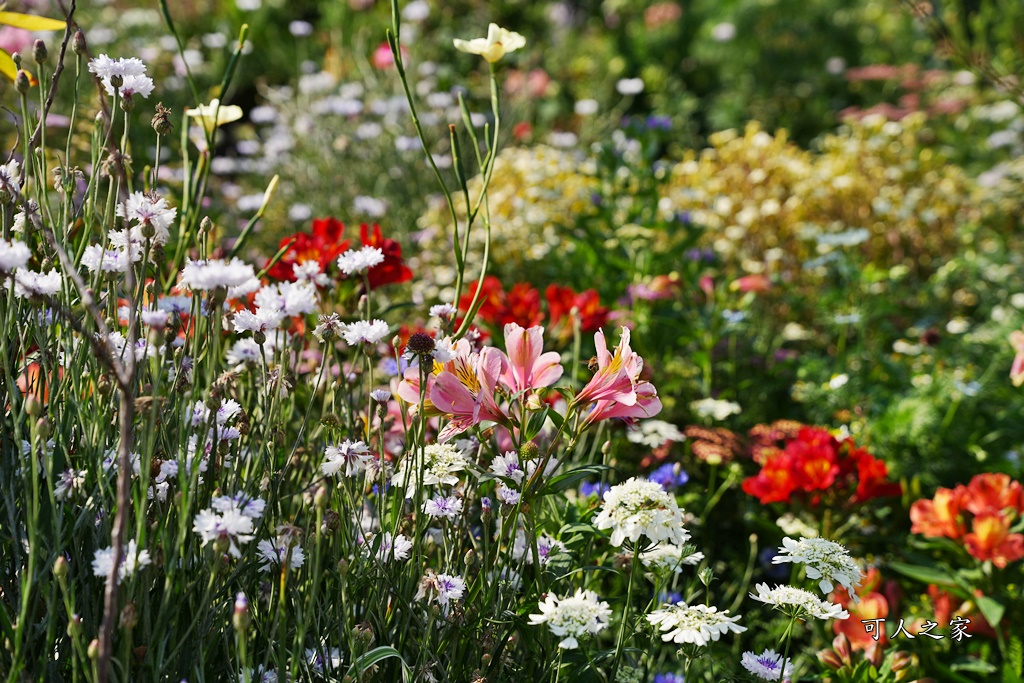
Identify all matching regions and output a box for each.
[406,332,435,356]
[151,102,173,136]
[119,603,138,629]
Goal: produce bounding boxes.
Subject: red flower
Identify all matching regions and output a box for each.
[852,451,903,502]
[460,277,542,328]
[741,450,799,504]
[545,284,609,344]
[789,427,840,492]
[266,217,350,282]
[359,223,413,288]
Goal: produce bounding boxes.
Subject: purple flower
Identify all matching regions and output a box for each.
[649,463,689,491]
[579,481,610,499]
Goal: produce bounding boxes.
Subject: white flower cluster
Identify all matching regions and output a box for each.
[391,443,469,493]
[513,530,566,565]
[117,191,177,245]
[772,536,864,601]
[528,588,611,649]
[1,235,62,299]
[321,440,372,478]
[646,602,747,646]
[749,583,851,620]
[626,419,685,448]
[640,544,704,573]
[336,246,384,275]
[594,477,690,547]
[256,536,306,572]
[180,258,261,298]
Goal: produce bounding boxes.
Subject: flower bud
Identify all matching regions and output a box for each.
[12,52,22,68]
[33,40,47,65]
[87,639,100,660]
[200,216,213,233]
[890,651,913,672]
[832,633,852,667]
[865,642,883,669]
[67,613,83,638]
[72,29,86,55]
[53,556,69,578]
[314,485,329,509]
[232,592,250,632]
[15,70,31,94]
[36,417,51,439]
[119,603,138,629]
[817,649,843,670]
[109,73,123,89]
[519,441,540,460]
[253,330,267,346]
[152,102,173,136]
[525,393,544,411]
[120,93,135,111]
[24,395,42,417]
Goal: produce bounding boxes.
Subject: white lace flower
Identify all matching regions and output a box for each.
[772,537,864,601]
[336,246,384,275]
[0,238,30,272]
[749,583,850,620]
[342,319,390,345]
[92,539,151,583]
[640,544,704,573]
[391,443,468,493]
[256,537,306,572]
[423,495,463,520]
[322,440,372,478]
[528,588,611,649]
[626,419,685,448]
[741,649,794,681]
[594,477,690,547]
[646,602,747,646]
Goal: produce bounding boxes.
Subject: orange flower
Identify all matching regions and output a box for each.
[963,512,1024,569]
[909,486,966,539]
[834,591,889,650]
[963,473,1022,516]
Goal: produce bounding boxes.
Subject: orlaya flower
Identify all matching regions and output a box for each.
[499,323,563,394]
[575,327,642,406]
[430,347,510,442]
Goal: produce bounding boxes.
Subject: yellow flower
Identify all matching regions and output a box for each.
[453,24,525,63]
[185,98,243,132]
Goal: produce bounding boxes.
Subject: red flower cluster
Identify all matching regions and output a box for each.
[265,218,411,288]
[459,277,609,342]
[910,473,1024,569]
[741,426,902,506]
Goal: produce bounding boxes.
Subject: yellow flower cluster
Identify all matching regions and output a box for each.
[412,145,599,301]
[660,114,979,275]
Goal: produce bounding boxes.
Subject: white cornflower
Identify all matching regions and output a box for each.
[646,602,747,646]
[81,245,135,273]
[118,191,176,244]
[391,443,469,493]
[92,539,151,583]
[180,258,260,297]
[423,495,463,520]
[306,646,343,673]
[55,468,87,501]
[254,280,319,317]
[233,307,284,334]
[741,649,794,681]
[193,507,255,558]
[226,338,269,367]
[490,451,525,484]
[513,531,566,565]
[313,313,346,343]
[211,493,266,519]
[0,160,21,199]
[256,537,306,572]
[12,270,61,298]
[772,537,864,601]
[594,477,690,547]
[453,24,526,63]
[749,583,851,620]
[430,303,457,319]
[336,246,384,275]
[496,484,521,506]
[88,54,147,81]
[341,319,390,345]
[528,588,611,649]
[322,440,372,478]
[373,532,412,562]
[0,238,30,272]
[141,309,170,328]
[292,259,331,286]
[432,336,457,363]
[370,389,392,403]
[416,571,466,608]
[640,544,704,573]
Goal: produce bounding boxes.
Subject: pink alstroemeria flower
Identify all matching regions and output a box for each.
[582,381,662,428]
[397,337,474,414]
[431,347,510,442]
[574,327,642,407]
[500,323,563,394]
[1010,329,1024,387]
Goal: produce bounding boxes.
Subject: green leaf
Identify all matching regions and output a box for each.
[974,595,1004,629]
[950,658,998,674]
[522,407,550,443]
[345,646,412,680]
[540,464,613,495]
[0,11,66,31]
[886,561,957,587]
